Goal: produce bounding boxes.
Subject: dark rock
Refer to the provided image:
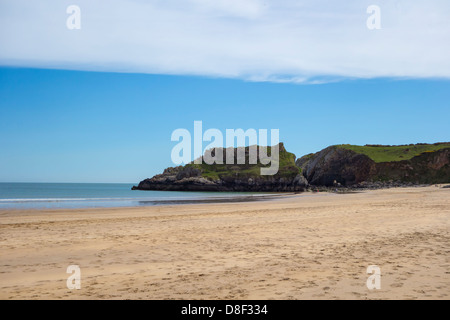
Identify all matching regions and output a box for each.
[176,166,201,180]
[296,146,375,187]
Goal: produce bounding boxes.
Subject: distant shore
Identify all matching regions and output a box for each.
[1,185,449,300]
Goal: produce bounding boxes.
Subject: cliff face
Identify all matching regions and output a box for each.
[296,145,450,187]
[373,148,450,184]
[133,143,308,192]
[295,146,376,186]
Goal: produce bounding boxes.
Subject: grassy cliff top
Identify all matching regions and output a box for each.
[336,143,450,163]
[187,144,300,180]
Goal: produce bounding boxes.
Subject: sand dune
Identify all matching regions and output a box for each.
[0,186,449,300]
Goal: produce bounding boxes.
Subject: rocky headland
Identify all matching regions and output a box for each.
[133,142,450,192]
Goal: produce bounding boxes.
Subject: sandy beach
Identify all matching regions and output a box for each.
[0,186,449,300]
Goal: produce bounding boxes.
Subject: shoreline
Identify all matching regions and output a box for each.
[0,185,448,300]
[0,192,298,213]
[2,184,448,212]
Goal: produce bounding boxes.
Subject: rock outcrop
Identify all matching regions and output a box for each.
[133,143,308,192]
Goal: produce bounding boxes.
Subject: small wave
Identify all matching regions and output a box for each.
[0,198,141,203]
[0,194,269,203]
[0,196,239,203]
[0,193,275,209]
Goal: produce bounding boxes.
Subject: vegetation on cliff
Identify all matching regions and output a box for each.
[186,144,300,181]
[336,143,450,163]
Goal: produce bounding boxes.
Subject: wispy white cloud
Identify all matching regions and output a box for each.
[0,0,449,83]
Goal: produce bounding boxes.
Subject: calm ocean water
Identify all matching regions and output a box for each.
[0,183,267,209]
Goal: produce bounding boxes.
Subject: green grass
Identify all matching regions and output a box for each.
[187,146,301,180]
[336,143,450,163]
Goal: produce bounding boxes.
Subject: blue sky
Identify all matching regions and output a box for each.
[0,67,449,183]
[0,0,449,182]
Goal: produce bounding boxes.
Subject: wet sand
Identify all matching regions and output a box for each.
[0,186,449,300]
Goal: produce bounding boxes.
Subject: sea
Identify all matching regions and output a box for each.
[0,183,271,210]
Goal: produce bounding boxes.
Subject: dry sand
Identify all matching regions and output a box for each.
[0,186,449,300]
